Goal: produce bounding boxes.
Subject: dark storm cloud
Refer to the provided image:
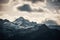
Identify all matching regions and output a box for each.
[17,4,44,12]
[24,0,44,3]
[17,4,32,12]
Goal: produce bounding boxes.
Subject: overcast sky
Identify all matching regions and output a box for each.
[0,0,60,24]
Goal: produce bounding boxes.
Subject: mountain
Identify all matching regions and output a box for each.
[0,17,60,40]
[13,17,37,28]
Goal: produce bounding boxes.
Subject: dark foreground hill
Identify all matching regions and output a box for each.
[0,17,60,40]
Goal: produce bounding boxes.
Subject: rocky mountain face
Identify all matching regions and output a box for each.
[0,17,60,40]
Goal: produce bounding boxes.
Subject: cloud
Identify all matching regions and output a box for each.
[17,4,32,12]
[43,20,57,25]
[17,4,44,12]
[0,0,9,4]
[24,0,44,3]
[0,13,3,16]
[46,0,60,9]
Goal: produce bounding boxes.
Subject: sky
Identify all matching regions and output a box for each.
[0,0,60,24]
